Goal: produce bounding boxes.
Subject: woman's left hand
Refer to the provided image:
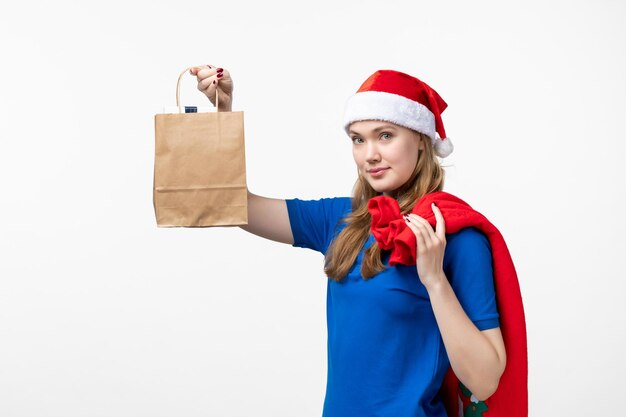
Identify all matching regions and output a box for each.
[403,203,447,290]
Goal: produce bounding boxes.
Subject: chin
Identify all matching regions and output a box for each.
[372,187,393,196]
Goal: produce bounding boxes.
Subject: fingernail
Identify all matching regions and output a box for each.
[207,65,212,68]
[213,80,216,84]
[217,67,223,72]
[217,73,223,78]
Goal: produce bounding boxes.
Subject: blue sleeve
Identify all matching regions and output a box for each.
[285,197,351,254]
[443,227,500,331]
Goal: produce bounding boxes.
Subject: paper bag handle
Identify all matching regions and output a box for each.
[176,66,220,114]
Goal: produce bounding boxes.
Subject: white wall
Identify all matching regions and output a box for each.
[0,0,624,415]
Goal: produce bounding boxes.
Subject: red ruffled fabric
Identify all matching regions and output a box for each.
[367,191,528,417]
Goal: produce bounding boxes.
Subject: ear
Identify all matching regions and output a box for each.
[417,133,425,151]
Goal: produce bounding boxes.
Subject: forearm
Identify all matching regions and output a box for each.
[426,272,504,401]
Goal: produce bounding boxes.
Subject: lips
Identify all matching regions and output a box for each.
[368,167,389,173]
[369,168,389,178]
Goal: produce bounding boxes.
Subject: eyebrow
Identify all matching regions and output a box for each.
[348,124,398,136]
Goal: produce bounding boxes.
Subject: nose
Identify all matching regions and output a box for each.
[364,141,381,164]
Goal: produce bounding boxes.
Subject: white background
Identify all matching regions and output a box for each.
[1,0,624,416]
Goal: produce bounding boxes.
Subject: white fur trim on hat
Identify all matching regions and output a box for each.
[343,90,453,158]
[343,91,436,139]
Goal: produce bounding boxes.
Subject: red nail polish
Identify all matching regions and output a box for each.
[217,73,223,78]
[213,80,216,84]
[217,67,223,72]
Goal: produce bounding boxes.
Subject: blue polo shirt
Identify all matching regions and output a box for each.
[285,196,500,417]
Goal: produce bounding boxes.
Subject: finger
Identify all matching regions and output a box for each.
[200,78,220,100]
[190,64,215,75]
[410,216,433,247]
[197,66,228,82]
[196,67,219,81]
[198,73,219,91]
[409,214,437,244]
[215,67,230,81]
[431,203,446,237]
[405,217,427,253]
[198,70,231,93]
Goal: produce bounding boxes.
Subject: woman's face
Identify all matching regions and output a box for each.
[349,120,424,197]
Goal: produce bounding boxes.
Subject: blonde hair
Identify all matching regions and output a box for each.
[324,130,446,282]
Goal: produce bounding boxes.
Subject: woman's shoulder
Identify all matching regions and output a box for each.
[288,195,351,204]
[443,227,492,269]
[311,196,352,212]
[285,195,352,220]
[326,196,352,217]
[446,226,488,243]
[321,196,352,203]
[444,227,491,256]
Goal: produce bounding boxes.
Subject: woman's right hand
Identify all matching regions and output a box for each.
[189,65,234,111]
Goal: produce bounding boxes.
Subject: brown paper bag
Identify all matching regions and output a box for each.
[153,67,248,227]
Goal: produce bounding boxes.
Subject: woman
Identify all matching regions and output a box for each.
[190,66,527,417]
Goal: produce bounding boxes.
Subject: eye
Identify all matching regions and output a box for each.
[352,133,392,144]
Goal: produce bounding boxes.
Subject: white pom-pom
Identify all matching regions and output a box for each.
[434,136,454,158]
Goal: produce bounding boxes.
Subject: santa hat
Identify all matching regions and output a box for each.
[342,69,454,158]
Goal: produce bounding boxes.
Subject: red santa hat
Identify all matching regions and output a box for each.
[342,69,454,158]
